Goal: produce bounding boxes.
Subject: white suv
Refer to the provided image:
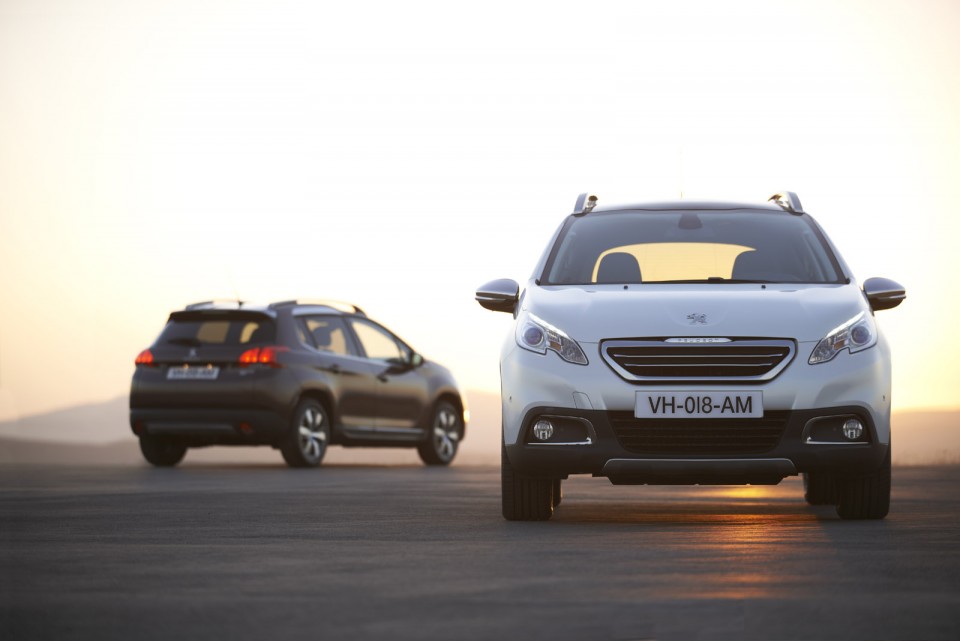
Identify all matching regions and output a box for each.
[477,192,905,521]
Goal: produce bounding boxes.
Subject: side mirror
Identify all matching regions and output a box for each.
[863,277,906,311]
[476,279,520,314]
[410,353,424,368]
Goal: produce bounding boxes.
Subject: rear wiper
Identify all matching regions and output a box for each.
[166,337,203,346]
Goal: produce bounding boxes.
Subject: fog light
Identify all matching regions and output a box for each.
[842,418,863,440]
[533,420,554,441]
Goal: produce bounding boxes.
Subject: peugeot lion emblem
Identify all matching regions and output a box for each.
[687,313,708,325]
[188,348,198,358]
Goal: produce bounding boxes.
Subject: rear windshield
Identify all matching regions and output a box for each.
[159,313,276,346]
[541,210,844,285]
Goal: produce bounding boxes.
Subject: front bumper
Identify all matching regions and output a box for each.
[505,405,888,483]
[500,334,892,483]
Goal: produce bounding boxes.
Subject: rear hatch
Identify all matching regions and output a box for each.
[132,310,280,408]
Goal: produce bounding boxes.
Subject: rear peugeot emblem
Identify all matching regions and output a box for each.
[188,348,198,358]
[686,313,708,325]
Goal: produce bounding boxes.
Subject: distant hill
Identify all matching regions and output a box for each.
[888,409,960,465]
[0,392,956,466]
[0,395,131,444]
[0,390,502,467]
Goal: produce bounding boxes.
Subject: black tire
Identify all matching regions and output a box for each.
[501,440,554,521]
[417,401,461,466]
[139,436,186,467]
[836,445,891,520]
[281,399,330,468]
[552,479,563,508]
[803,471,839,505]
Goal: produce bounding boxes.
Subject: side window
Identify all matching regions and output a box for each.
[240,321,273,344]
[349,319,408,363]
[301,316,352,356]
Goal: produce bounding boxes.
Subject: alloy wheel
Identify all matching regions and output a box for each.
[298,406,328,464]
[432,407,460,462]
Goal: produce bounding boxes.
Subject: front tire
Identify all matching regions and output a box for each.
[417,401,461,466]
[836,445,891,520]
[501,440,554,521]
[139,436,187,467]
[281,400,330,468]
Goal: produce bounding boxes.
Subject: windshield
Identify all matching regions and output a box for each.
[541,210,844,285]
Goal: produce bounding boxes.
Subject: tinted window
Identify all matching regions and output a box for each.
[543,210,843,284]
[349,319,408,363]
[300,316,353,356]
[160,316,275,346]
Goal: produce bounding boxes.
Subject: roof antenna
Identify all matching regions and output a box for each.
[226,267,243,307]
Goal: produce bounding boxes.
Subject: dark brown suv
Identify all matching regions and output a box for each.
[130,300,467,468]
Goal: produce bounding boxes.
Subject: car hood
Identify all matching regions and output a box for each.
[522,283,867,343]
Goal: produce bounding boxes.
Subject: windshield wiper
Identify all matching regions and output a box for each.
[649,278,773,284]
[707,277,773,284]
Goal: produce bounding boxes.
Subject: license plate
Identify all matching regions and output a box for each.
[636,391,762,418]
[166,366,220,381]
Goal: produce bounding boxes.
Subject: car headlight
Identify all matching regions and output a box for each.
[516,313,588,365]
[809,311,877,364]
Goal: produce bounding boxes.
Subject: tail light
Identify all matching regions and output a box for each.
[135,349,155,366]
[238,346,289,368]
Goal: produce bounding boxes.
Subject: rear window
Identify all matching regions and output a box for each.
[542,210,844,285]
[159,314,276,346]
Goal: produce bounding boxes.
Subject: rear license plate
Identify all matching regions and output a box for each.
[635,391,762,418]
[166,366,220,381]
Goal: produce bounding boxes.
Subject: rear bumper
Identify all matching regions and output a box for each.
[129,366,296,445]
[505,405,889,484]
[130,408,288,446]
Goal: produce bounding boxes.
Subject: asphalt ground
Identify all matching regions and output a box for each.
[1,463,959,641]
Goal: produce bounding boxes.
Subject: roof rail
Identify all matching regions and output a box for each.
[768,191,804,215]
[573,193,598,216]
[268,299,366,316]
[184,300,245,310]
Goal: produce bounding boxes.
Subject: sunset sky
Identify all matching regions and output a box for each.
[1,0,958,426]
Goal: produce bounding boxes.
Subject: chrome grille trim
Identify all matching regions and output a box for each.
[601,338,796,382]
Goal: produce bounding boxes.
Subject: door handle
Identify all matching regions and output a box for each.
[326,364,341,374]
[377,373,388,383]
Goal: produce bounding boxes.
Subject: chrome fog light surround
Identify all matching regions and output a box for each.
[525,415,595,446]
[803,414,870,445]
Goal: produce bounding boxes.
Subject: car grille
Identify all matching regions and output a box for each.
[601,339,795,383]
[608,411,789,455]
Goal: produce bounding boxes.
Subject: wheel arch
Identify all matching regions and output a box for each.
[434,391,467,438]
[294,388,336,434]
